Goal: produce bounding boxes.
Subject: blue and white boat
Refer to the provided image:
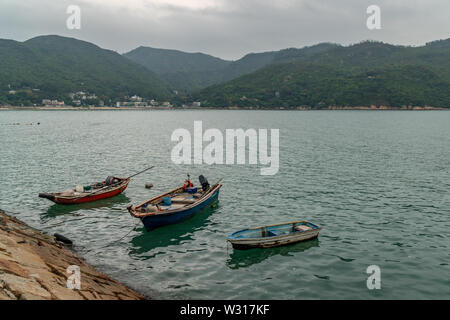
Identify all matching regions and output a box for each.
[227,221,321,249]
[128,175,221,231]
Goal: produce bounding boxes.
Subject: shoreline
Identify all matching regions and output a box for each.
[0,209,145,300]
[0,106,448,111]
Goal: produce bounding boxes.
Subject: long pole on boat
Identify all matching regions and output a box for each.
[126,166,155,179]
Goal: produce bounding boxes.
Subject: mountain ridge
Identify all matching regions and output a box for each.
[124,43,339,92]
[193,39,450,108]
[1,35,449,108]
[0,35,170,106]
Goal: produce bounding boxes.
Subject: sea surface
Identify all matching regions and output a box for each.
[0,110,449,299]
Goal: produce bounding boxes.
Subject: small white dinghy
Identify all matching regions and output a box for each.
[227,221,321,249]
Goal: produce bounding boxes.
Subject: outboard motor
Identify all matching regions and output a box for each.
[105,176,116,185]
[199,175,210,191]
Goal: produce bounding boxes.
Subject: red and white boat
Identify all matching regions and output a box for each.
[39,176,130,205]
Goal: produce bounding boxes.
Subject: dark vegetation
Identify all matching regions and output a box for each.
[1,35,449,108]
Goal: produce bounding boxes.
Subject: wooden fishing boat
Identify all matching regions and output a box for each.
[128,175,222,231]
[227,221,321,249]
[39,176,130,205]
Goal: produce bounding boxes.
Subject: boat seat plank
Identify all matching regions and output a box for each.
[161,203,187,210]
[171,195,190,201]
[171,198,196,204]
[295,225,312,232]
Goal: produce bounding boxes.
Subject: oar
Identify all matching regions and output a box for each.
[212,178,223,187]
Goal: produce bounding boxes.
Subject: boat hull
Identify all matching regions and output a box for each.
[40,180,130,205]
[141,188,220,231]
[228,229,320,249]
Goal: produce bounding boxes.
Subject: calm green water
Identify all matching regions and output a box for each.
[0,110,449,299]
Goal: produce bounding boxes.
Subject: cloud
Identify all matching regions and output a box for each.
[0,0,449,60]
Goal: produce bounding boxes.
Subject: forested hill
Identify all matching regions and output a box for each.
[124,43,338,92]
[124,46,231,93]
[193,39,450,108]
[2,35,449,108]
[0,35,170,106]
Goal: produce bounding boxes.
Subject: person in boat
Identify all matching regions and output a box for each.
[183,174,194,191]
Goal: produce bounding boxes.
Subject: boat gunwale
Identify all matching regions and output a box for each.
[227,221,321,242]
[51,177,130,200]
[128,183,222,218]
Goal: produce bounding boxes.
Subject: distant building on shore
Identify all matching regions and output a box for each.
[115,95,161,107]
[182,102,201,108]
[68,91,99,105]
[116,101,148,107]
[161,101,173,108]
[114,95,175,108]
[130,95,143,102]
[42,99,65,106]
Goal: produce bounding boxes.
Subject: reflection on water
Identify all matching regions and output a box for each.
[42,193,131,220]
[227,238,320,269]
[130,203,219,256]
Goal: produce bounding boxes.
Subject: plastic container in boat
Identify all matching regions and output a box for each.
[163,197,172,206]
[186,187,197,194]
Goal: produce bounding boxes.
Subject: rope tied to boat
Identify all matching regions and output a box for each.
[83,219,142,253]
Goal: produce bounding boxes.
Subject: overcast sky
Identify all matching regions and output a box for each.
[0,0,449,60]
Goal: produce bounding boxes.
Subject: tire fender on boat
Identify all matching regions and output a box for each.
[54,233,73,245]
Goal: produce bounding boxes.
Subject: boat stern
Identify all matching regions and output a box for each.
[39,193,56,202]
[127,205,136,216]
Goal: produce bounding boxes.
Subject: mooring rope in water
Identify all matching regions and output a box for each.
[2,208,140,253]
[83,219,142,253]
[45,216,96,228]
[3,209,24,216]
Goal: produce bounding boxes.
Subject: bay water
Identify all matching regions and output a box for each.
[0,110,449,299]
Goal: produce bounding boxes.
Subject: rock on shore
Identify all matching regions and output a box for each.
[0,210,144,300]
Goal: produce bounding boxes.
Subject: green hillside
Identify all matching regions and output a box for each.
[124,43,338,92]
[194,40,450,108]
[2,35,449,108]
[0,35,170,106]
[124,46,231,75]
[124,46,231,92]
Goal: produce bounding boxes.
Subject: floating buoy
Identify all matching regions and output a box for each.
[54,233,73,246]
[145,183,153,189]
